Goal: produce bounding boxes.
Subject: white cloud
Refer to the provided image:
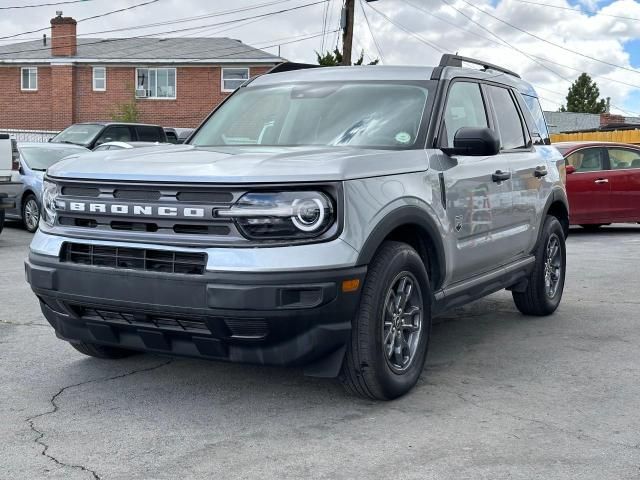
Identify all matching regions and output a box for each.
[1,0,640,113]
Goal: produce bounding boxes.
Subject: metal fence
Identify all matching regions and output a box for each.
[0,129,59,143]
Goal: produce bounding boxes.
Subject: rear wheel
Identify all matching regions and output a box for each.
[512,216,566,316]
[69,341,138,359]
[340,241,431,400]
[22,194,40,233]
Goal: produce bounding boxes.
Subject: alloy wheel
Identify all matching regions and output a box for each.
[544,233,562,299]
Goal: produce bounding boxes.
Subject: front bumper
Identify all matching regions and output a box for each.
[26,252,366,377]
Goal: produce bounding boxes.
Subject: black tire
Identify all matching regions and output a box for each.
[69,341,138,359]
[512,216,566,316]
[21,194,40,233]
[580,224,603,231]
[340,241,431,400]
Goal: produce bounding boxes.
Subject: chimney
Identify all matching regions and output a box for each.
[600,113,625,128]
[50,11,77,56]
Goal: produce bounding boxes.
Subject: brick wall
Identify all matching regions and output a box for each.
[0,64,273,130]
[0,66,52,130]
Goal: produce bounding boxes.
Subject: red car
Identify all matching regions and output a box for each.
[555,141,640,230]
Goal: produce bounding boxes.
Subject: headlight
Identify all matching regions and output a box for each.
[217,191,335,239]
[41,180,60,227]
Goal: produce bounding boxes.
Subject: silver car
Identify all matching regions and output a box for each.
[5,143,88,232]
[26,56,568,399]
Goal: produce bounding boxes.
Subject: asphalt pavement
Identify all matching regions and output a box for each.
[1,222,639,479]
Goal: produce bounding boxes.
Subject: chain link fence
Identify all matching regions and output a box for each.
[0,129,59,143]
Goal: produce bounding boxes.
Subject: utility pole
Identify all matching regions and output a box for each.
[342,0,379,66]
[341,0,355,66]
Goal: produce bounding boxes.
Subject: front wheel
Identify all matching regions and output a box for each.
[340,241,431,400]
[512,216,566,316]
[22,194,40,233]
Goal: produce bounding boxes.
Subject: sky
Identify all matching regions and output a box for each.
[2,0,640,115]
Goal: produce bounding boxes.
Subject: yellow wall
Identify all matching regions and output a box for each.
[550,129,640,144]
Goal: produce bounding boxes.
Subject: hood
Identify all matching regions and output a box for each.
[47,145,428,183]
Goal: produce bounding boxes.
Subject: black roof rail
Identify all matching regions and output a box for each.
[432,54,521,80]
[267,62,321,74]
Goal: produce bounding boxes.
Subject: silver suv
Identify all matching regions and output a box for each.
[26,56,568,400]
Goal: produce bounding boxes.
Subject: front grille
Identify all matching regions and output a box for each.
[52,181,246,244]
[77,306,210,333]
[61,243,207,275]
[224,318,269,339]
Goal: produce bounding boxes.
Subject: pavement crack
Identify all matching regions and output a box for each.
[25,358,174,479]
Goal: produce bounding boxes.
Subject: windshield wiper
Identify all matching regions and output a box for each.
[54,140,81,145]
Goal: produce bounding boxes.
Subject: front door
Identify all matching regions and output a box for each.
[436,80,514,283]
[565,147,610,224]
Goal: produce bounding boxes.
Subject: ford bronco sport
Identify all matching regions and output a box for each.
[25,56,569,400]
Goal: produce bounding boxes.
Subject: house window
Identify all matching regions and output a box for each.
[93,67,106,91]
[222,68,249,92]
[136,68,176,99]
[21,67,37,91]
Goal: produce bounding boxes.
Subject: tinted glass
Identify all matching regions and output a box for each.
[96,126,132,145]
[488,86,527,150]
[191,82,431,149]
[607,148,640,170]
[51,124,103,146]
[136,126,163,142]
[442,82,488,148]
[20,146,87,170]
[522,94,550,144]
[566,148,605,172]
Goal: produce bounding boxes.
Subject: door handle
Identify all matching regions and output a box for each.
[594,178,609,184]
[492,170,511,182]
[534,165,548,178]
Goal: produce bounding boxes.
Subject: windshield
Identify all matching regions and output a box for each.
[51,124,103,146]
[20,146,87,170]
[190,82,431,149]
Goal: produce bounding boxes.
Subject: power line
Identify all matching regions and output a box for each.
[358,0,384,62]
[0,0,98,10]
[320,0,330,51]
[0,0,329,57]
[365,1,448,53]
[0,0,161,41]
[510,0,640,22]
[457,0,640,76]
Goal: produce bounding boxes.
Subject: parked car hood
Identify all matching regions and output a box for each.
[47,145,429,183]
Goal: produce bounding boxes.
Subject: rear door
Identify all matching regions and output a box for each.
[565,147,610,224]
[436,80,514,283]
[485,84,540,257]
[605,147,640,222]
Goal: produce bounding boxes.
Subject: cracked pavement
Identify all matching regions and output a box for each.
[1,223,639,479]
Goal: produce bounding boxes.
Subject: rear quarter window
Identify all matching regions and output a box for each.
[136,126,166,142]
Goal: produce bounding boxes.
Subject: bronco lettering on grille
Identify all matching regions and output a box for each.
[59,201,207,218]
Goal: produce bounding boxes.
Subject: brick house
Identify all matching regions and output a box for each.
[0,13,282,131]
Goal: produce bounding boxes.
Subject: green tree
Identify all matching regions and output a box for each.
[110,83,140,122]
[560,73,607,114]
[316,48,379,66]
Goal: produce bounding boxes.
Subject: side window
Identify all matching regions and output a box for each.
[96,126,132,145]
[441,82,488,148]
[136,126,162,142]
[607,148,640,170]
[566,148,605,172]
[522,94,550,145]
[487,85,527,150]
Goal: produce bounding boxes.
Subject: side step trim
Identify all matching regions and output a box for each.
[433,256,535,313]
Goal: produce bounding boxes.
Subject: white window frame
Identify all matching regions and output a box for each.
[93,66,106,91]
[21,67,38,91]
[135,67,177,100]
[221,67,250,92]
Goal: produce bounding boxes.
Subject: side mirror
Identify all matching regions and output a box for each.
[566,165,576,175]
[441,127,500,157]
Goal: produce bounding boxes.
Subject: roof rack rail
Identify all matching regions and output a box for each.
[267,62,321,74]
[432,54,521,80]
